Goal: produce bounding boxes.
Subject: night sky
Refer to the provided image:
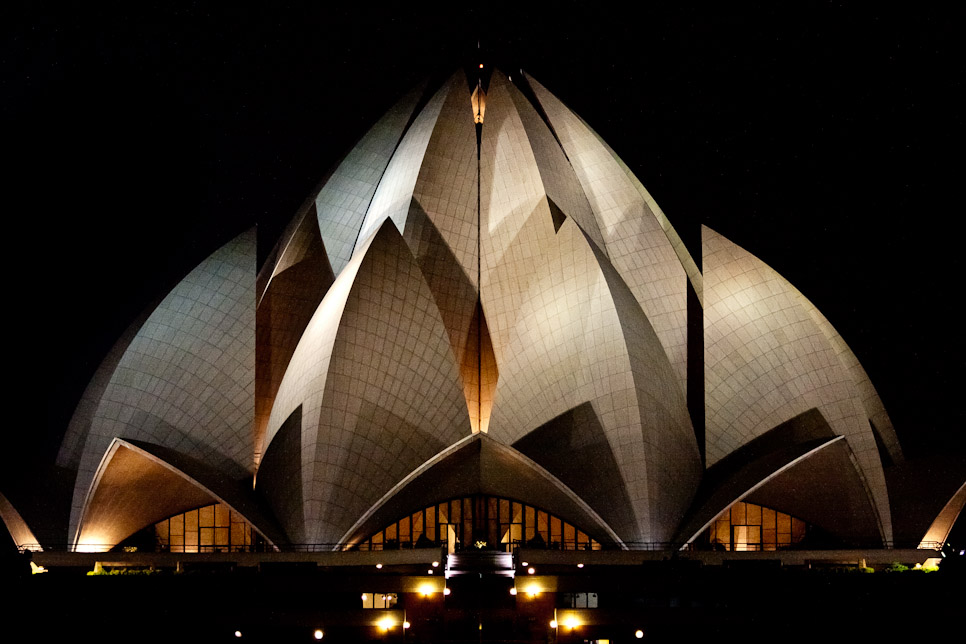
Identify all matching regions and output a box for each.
[6,4,964,541]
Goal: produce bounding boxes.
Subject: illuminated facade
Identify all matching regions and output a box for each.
[4,68,962,564]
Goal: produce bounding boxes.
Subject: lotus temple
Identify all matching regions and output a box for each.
[4,67,964,642]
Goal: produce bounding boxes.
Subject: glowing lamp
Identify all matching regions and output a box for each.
[313,629,324,640]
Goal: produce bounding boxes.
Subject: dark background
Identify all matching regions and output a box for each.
[5,4,964,542]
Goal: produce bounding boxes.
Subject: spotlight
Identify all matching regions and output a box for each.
[234,631,242,639]
[550,620,558,629]
[443,587,451,595]
[375,563,383,569]
[509,587,517,596]
[403,621,411,629]
[636,629,644,639]
[432,560,439,567]
[313,629,324,640]
[527,567,535,574]
[521,561,528,567]
[577,563,584,568]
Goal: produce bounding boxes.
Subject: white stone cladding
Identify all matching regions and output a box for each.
[527,75,693,394]
[67,230,256,546]
[703,226,892,542]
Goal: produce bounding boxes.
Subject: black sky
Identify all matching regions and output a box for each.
[5,4,964,538]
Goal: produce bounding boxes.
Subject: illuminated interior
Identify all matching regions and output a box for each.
[361,593,398,609]
[153,502,266,553]
[355,495,601,553]
[704,501,808,551]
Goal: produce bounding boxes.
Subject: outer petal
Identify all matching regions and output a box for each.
[703,225,892,543]
[65,230,256,547]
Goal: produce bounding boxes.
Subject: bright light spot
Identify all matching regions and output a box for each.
[419,583,435,596]
[479,63,484,69]
[636,629,644,639]
[375,563,383,569]
[564,617,579,630]
[527,567,535,575]
[361,594,367,600]
[444,587,451,595]
[378,617,394,631]
[915,563,922,569]
[432,561,439,567]
[521,561,528,567]
[403,621,411,630]
[234,631,242,638]
[525,583,540,597]
[313,629,324,640]
[550,620,558,629]
[577,563,584,568]
[428,569,434,574]
[509,587,518,596]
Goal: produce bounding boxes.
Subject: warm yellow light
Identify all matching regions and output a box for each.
[479,63,484,68]
[525,583,541,597]
[564,616,579,630]
[313,629,324,639]
[509,587,518,596]
[403,621,411,629]
[378,617,394,631]
[550,620,558,629]
[635,629,644,639]
[419,583,435,596]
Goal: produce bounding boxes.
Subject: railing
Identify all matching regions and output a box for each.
[17,540,947,554]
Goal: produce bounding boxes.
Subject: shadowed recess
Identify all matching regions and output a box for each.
[461,299,498,433]
[256,406,304,545]
[512,402,635,543]
[256,204,334,464]
[548,196,567,233]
